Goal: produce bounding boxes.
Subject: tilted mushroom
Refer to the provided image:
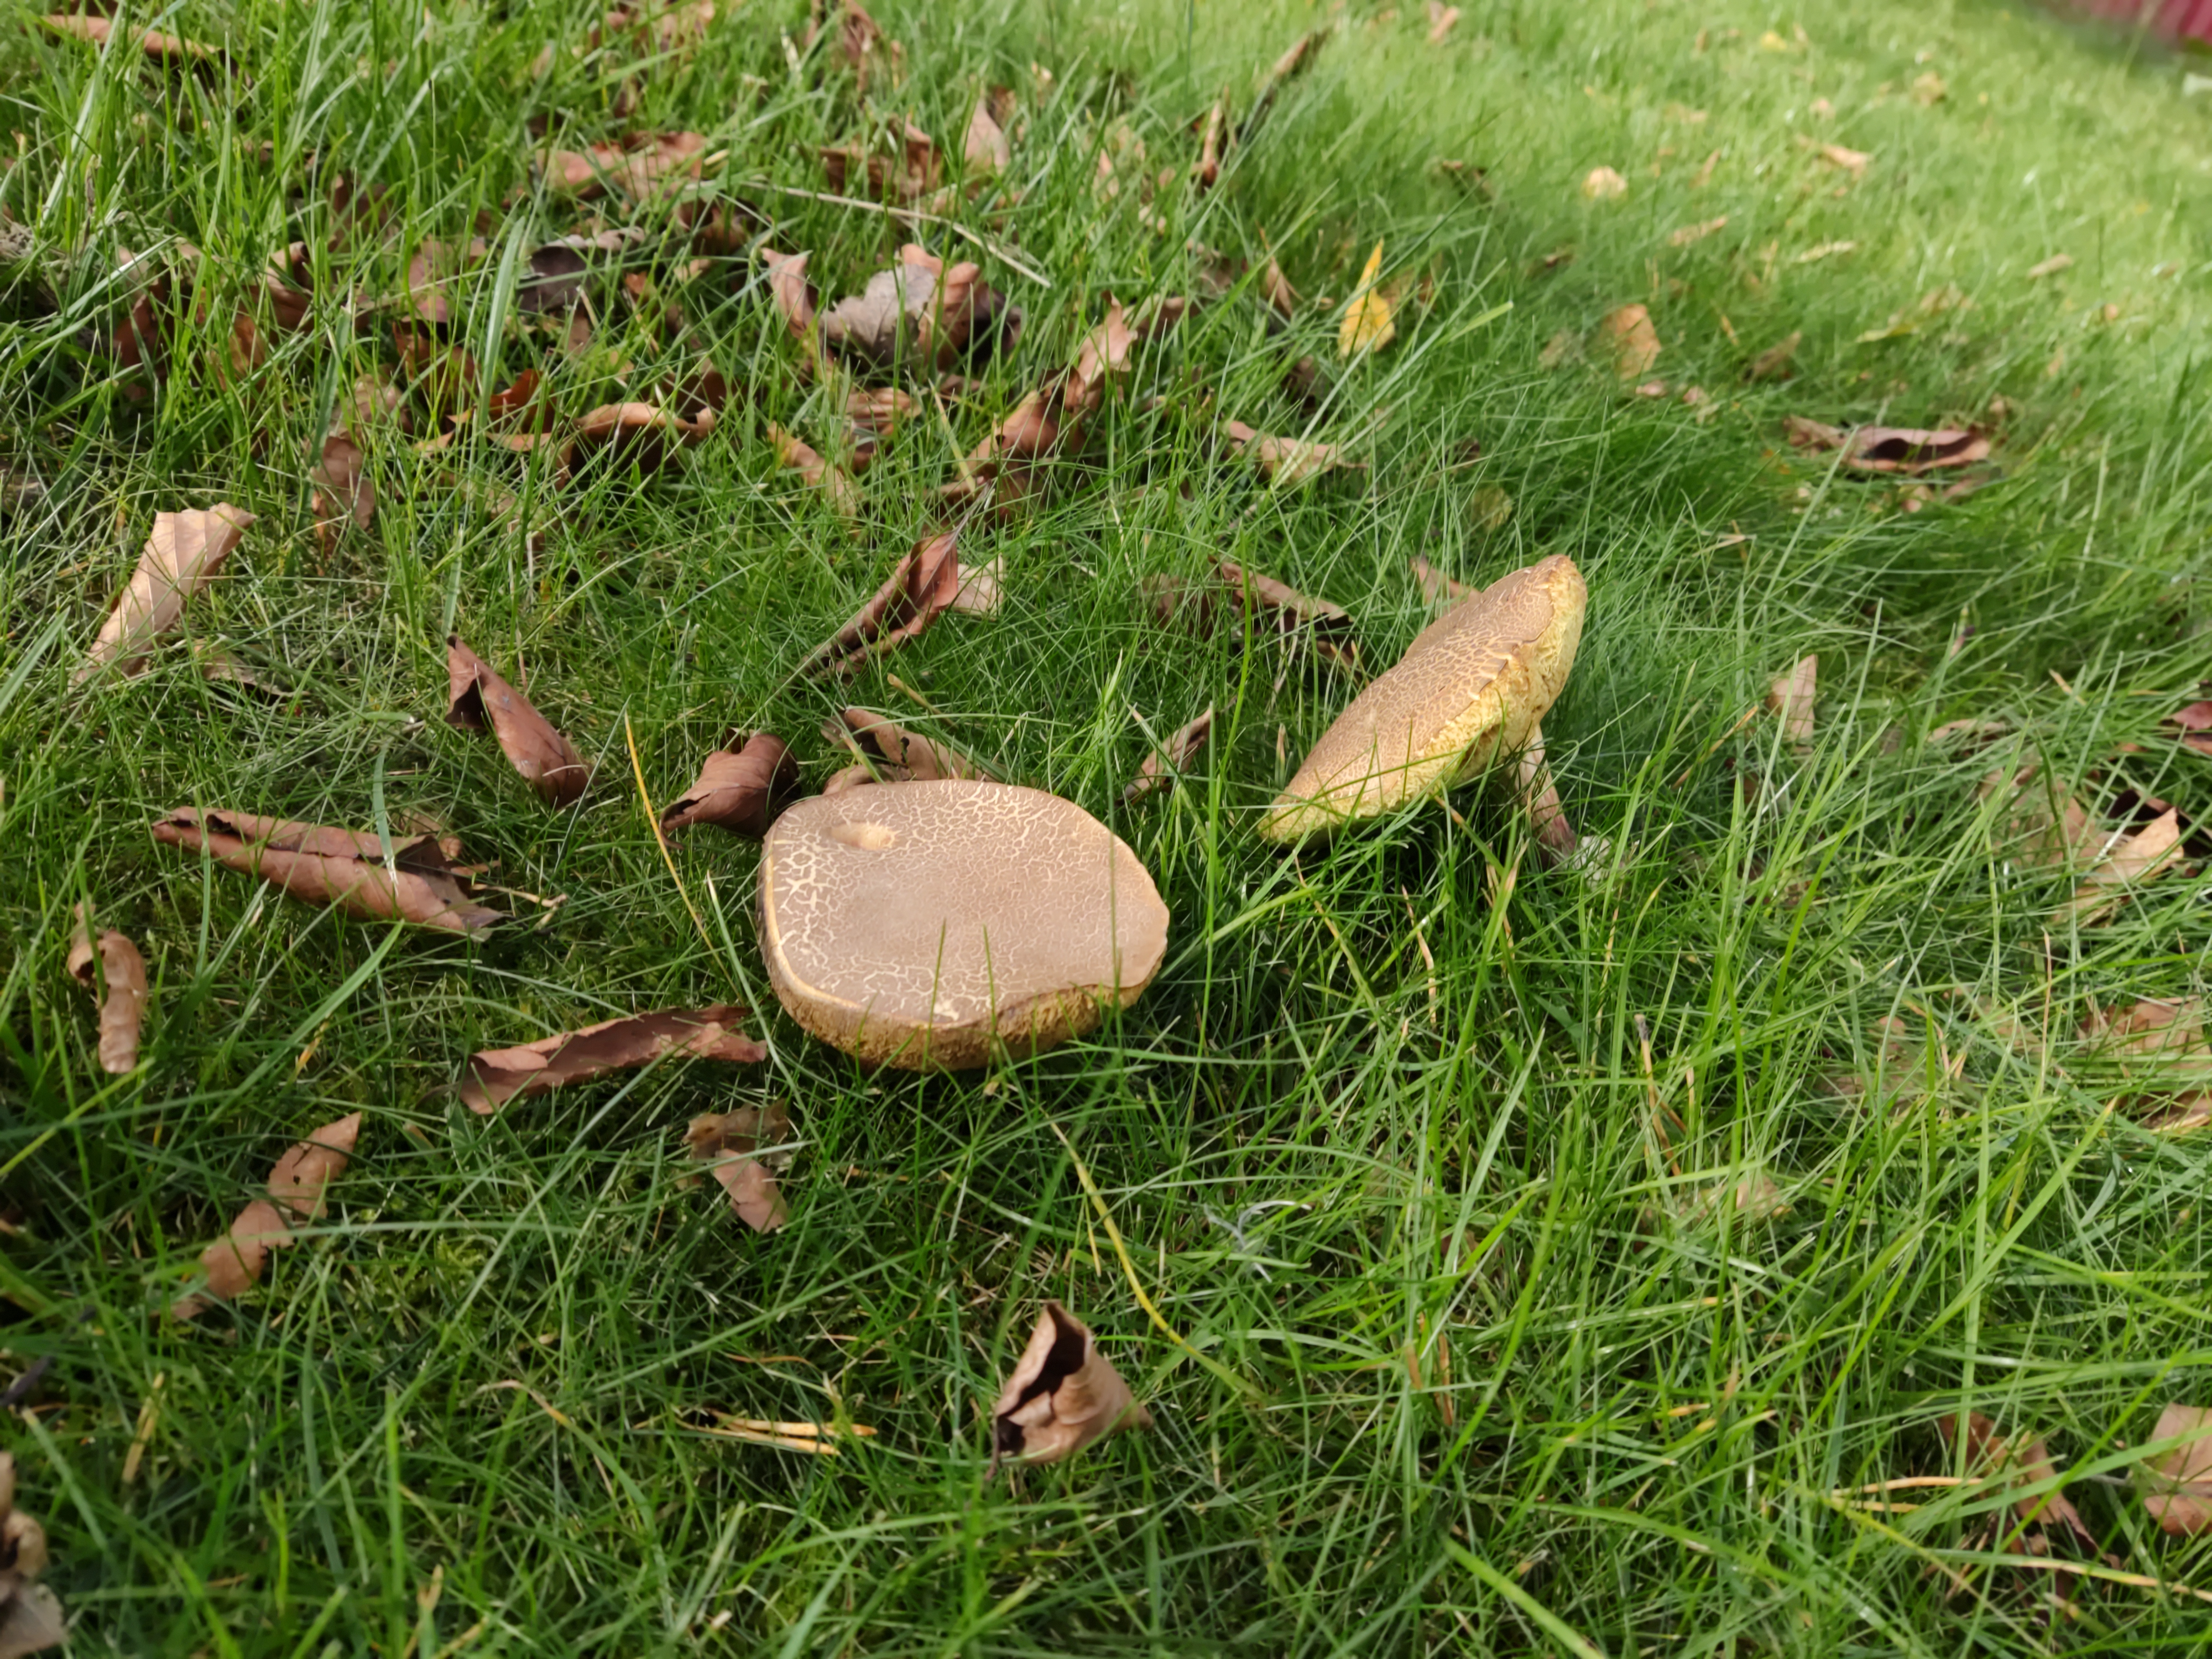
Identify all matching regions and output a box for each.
[1260,554,1587,842]
[758,780,1170,1069]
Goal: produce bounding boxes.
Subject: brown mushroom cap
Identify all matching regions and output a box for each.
[758,780,1170,1070]
[1260,554,1587,841]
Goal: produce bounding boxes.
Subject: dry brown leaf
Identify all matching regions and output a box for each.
[766,424,862,521]
[1856,284,1968,343]
[1784,417,1991,474]
[660,732,800,838]
[458,1006,766,1113]
[543,130,706,202]
[802,529,964,677]
[1978,764,2102,873]
[821,120,937,202]
[65,904,146,1075]
[1912,70,1946,106]
[1936,1410,2095,1551]
[830,707,998,781]
[822,763,886,795]
[1767,654,1816,747]
[820,244,1012,373]
[685,1104,790,1232]
[1426,2,1461,44]
[1193,91,1228,190]
[1581,166,1628,201]
[175,1114,361,1318]
[2166,699,2212,759]
[2068,809,2183,924]
[1262,258,1300,318]
[151,810,503,933]
[1062,297,1137,419]
[963,93,1011,175]
[1222,420,1358,489]
[78,505,254,684]
[40,13,211,61]
[2084,998,2212,1087]
[1217,558,1359,672]
[1668,215,1728,248]
[1338,242,1397,358]
[950,554,1003,615]
[0,1450,65,1657]
[1818,142,1870,180]
[1124,706,1214,805]
[1747,330,1801,382]
[990,1302,1150,1470]
[828,0,904,90]
[446,635,589,807]
[2142,1404,2212,1534]
[561,398,716,478]
[1672,1170,1790,1225]
[844,388,916,471]
[1599,304,1660,381]
[1409,555,1471,605]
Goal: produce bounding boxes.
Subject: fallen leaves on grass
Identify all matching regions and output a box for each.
[1223,420,1359,488]
[1817,142,1870,180]
[1767,654,1817,747]
[174,1114,361,1318]
[991,1302,1150,1471]
[78,505,254,684]
[1218,558,1359,672]
[1192,91,1228,189]
[1935,1410,2095,1553]
[1337,242,1396,358]
[458,1006,766,1113]
[660,732,800,838]
[1792,239,1857,265]
[766,424,862,520]
[2083,998,2212,1086]
[685,1104,790,1232]
[802,529,964,677]
[1581,166,1627,200]
[1668,215,1728,248]
[543,130,707,202]
[1410,555,1469,604]
[447,635,589,807]
[1599,304,1661,381]
[964,88,1013,175]
[2028,253,2073,281]
[2142,1405,2212,1535]
[0,1453,66,1658]
[150,810,503,933]
[820,244,1015,373]
[1783,418,1990,474]
[1980,764,2102,873]
[560,397,716,479]
[759,247,818,344]
[1912,70,1946,106]
[828,707,998,781]
[2066,808,2183,924]
[40,13,211,62]
[824,0,904,91]
[2166,698,2212,758]
[951,553,1003,614]
[1856,284,1967,343]
[1746,331,1800,382]
[821,120,938,204]
[1124,707,1213,805]
[1426,2,1461,43]
[66,905,146,1075]
[309,429,372,541]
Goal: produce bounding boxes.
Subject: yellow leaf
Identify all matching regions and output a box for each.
[1338,242,1396,358]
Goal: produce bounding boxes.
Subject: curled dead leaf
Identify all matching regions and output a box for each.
[2067,809,2183,924]
[1784,417,1990,474]
[2143,1405,2212,1535]
[1581,166,1628,201]
[1598,304,1660,382]
[1124,706,1213,805]
[1767,654,1817,747]
[1746,330,1801,382]
[660,732,801,838]
[1338,242,1397,358]
[1979,764,2102,873]
[174,1114,361,1319]
[66,904,147,1075]
[829,707,998,782]
[561,398,716,479]
[821,120,937,202]
[78,505,255,684]
[802,529,964,677]
[459,1006,766,1113]
[1223,420,1359,489]
[40,12,212,62]
[0,1449,65,1656]
[1936,1410,2095,1552]
[1409,555,1470,605]
[964,92,1011,175]
[766,424,862,521]
[446,636,589,807]
[150,810,503,933]
[685,1104,791,1233]
[990,1302,1150,1470]
[1217,558,1359,672]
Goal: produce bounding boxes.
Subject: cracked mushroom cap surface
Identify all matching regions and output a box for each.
[1260,554,1587,841]
[758,780,1170,1069]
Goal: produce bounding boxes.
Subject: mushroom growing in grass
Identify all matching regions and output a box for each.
[758,780,1170,1070]
[1260,554,1588,847]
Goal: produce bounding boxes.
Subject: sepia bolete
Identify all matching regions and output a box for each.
[1260,554,1587,842]
[758,780,1170,1069]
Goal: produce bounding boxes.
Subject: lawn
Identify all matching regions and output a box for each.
[6,0,2212,1651]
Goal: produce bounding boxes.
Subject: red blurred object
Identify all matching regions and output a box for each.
[2077,0,2212,40]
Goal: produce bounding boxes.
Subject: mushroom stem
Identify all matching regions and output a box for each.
[1516,724,1580,866]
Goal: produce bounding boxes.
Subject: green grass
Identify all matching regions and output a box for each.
[6,0,2212,1651]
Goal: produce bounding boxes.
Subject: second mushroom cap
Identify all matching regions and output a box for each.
[1260,554,1587,841]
